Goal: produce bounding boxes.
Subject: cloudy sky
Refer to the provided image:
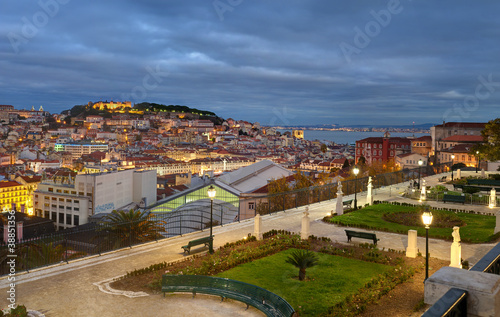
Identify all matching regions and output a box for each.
[1,0,500,126]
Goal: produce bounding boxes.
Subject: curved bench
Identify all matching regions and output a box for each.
[162,275,296,317]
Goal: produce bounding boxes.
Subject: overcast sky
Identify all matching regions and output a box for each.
[1,0,500,126]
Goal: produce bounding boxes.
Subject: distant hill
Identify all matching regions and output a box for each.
[134,102,216,116]
[62,102,217,119]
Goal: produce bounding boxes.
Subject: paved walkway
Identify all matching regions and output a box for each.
[1,171,498,316]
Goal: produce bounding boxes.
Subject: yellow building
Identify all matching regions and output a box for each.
[292,130,304,139]
[92,101,132,111]
[0,180,32,214]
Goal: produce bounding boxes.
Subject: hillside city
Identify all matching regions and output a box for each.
[0,101,493,231]
[1,100,499,317]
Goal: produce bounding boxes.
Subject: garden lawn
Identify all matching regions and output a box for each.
[328,204,496,243]
[217,248,392,316]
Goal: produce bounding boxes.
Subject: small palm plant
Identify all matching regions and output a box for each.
[285,249,319,281]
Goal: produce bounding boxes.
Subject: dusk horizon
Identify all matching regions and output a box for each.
[3,1,500,126]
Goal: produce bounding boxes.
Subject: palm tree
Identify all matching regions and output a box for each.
[285,249,319,281]
[103,209,166,247]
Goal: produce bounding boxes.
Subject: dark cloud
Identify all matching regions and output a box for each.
[1,0,500,125]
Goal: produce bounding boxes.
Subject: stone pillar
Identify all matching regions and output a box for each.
[495,211,500,234]
[254,214,263,240]
[490,188,497,208]
[425,267,500,316]
[366,176,373,206]
[420,180,427,202]
[450,226,462,268]
[406,230,418,258]
[456,169,461,179]
[301,208,310,240]
[481,168,486,177]
[336,182,344,216]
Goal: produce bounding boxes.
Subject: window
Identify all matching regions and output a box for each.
[58,213,64,224]
[64,190,69,194]
[379,150,382,155]
[66,215,72,225]
[71,191,76,195]
[48,188,53,192]
[51,212,56,221]
[56,189,61,193]
[74,215,79,226]
[79,192,84,196]
[52,197,56,201]
[248,202,255,210]
[59,198,64,202]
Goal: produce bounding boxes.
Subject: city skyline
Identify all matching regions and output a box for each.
[2,1,500,125]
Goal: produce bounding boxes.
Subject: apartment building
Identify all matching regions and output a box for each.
[34,169,157,230]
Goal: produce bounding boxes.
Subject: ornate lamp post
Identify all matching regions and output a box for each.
[422,211,433,282]
[418,159,423,189]
[353,167,359,209]
[450,154,455,181]
[207,185,216,254]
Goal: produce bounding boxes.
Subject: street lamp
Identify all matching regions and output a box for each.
[450,155,455,181]
[353,167,360,209]
[476,151,479,173]
[207,185,216,254]
[422,211,433,282]
[418,159,423,189]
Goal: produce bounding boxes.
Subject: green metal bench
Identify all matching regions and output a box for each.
[443,194,465,204]
[181,236,212,254]
[467,179,500,186]
[345,229,379,245]
[343,199,353,208]
[162,275,296,317]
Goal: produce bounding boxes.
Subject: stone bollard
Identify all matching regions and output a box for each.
[254,214,263,240]
[456,169,461,179]
[495,211,500,234]
[481,168,486,177]
[366,176,373,206]
[450,226,462,268]
[336,182,344,216]
[406,230,418,258]
[490,188,497,208]
[301,208,310,240]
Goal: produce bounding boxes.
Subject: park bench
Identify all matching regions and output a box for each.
[439,176,447,182]
[181,236,212,254]
[467,179,500,187]
[343,199,353,208]
[345,229,379,245]
[162,275,296,317]
[443,194,465,204]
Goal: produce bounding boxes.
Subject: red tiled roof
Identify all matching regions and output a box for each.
[441,135,484,142]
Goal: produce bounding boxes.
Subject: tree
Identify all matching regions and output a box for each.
[285,249,319,281]
[342,159,350,169]
[103,209,166,246]
[473,118,500,161]
[320,144,328,160]
[358,156,366,166]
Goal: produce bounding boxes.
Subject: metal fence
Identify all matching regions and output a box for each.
[0,199,238,276]
[0,162,453,276]
[246,162,452,216]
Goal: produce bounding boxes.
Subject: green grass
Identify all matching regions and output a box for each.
[328,203,496,243]
[217,248,392,316]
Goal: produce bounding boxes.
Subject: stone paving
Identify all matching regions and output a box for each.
[1,171,498,316]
